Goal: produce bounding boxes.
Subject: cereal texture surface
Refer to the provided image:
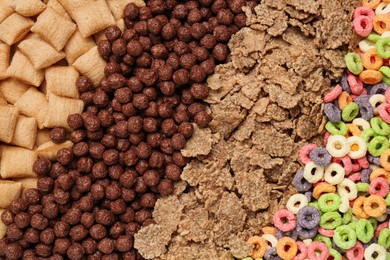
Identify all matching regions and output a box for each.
[134,0,360,258]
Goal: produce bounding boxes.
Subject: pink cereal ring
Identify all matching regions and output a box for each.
[349,198,356,208]
[378,103,390,124]
[324,85,342,103]
[307,242,329,260]
[353,15,373,38]
[348,172,362,183]
[313,181,327,187]
[347,74,364,95]
[353,6,375,20]
[385,87,390,104]
[273,209,296,232]
[323,132,331,146]
[375,222,389,238]
[356,156,369,169]
[299,144,317,164]
[333,156,353,175]
[293,241,308,260]
[351,162,361,173]
[318,227,334,237]
[369,177,389,197]
[346,241,364,260]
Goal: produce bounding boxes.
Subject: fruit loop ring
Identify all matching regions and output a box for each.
[326,135,351,158]
[353,196,370,219]
[323,163,345,185]
[380,149,390,170]
[293,170,312,192]
[333,225,357,250]
[297,206,320,229]
[338,91,353,109]
[362,0,381,9]
[346,136,367,159]
[318,193,342,213]
[363,195,387,217]
[373,13,390,34]
[370,117,390,136]
[247,236,268,259]
[370,168,390,184]
[273,209,296,232]
[286,194,309,215]
[354,6,376,20]
[309,147,332,167]
[299,143,317,164]
[276,237,297,260]
[355,219,374,243]
[364,243,386,260]
[317,226,334,237]
[378,103,390,124]
[303,162,324,184]
[359,69,383,84]
[348,74,364,95]
[376,37,390,58]
[346,241,364,260]
[337,178,358,200]
[313,183,336,199]
[293,241,308,260]
[369,177,389,197]
[307,241,330,260]
[324,84,343,103]
[362,48,383,70]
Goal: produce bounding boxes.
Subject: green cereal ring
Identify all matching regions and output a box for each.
[318,193,341,212]
[368,33,381,42]
[345,52,363,75]
[357,182,370,196]
[241,258,253,260]
[377,38,390,59]
[320,212,342,229]
[329,248,342,260]
[361,128,378,143]
[325,121,348,136]
[349,222,357,230]
[342,102,359,122]
[334,225,357,250]
[314,234,332,249]
[385,192,390,206]
[371,118,390,136]
[368,136,390,156]
[309,201,320,211]
[387,252,390,260]
[342,209,353,225]
[379,66,390,85]
[379,228,390,249]
[368,218,378,231]
[356,219,374,243]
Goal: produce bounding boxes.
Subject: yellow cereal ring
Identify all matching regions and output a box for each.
[353,196,370,219]
[347,124,362,137]
[248,236,268,259]
[363,195,387,217]
[277,237,298,260]
[370,168,390,184]
[362,49,383,70]
[313,183,336,200]
[338,92,353,110]
[362,0,381,9]
[380,149,390,171]
[359,70,383,84]
[374,14,390,35]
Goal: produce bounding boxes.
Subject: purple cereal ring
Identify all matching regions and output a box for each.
[264,247,281,260]
[361,169,372,183]
[309,147,332,167]
[297,206,320,229]
[293,170,312,192]
[354,94,371,104]
[277,229,298,240]
[341,70,351,93]
[304,192,312,203]
[273,209,296,232]
[355,98,374,121]
[353,15,373,38]
[296,223,317,239]
[324,103,341,122]
[367,155,381,166]
[353,6,375,20]
[370,83,388,95]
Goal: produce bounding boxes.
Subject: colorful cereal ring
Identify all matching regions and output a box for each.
[273,209,296,232]
[373,13,390,34]
[359,70,383,84]
[362,49,383,70]
[276,237,297,260]
[307,241,330,260]
[248,236,268,259]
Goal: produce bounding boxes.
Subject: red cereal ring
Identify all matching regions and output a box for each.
[353,15,373,37]
[293,241,308,260]
[346,241,364,260]
[273,209,296,232]
[307,241,330,260]
[353,6,375,20]
[378,103,390,124]
[349,172,362,183]
[324,84,342,103]
[369,177,389,197]
[347,74,364,95]
[299,143,317,164]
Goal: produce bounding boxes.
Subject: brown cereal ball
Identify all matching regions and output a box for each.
[40,228,56,245]
[217,9,234,25]
[140,193,157,208]
[161,23,177,40]
[98,238,115,255]
[172,4,188,20]
[90,224,107,240]
[116,235,133,252]
[179,53,197,70]
[142,170,160,187]
[6,224,23,242]
[5,243,22,260]
[173,69,190,86]
[147,18,162,35]
[157,179,174,196]
[70,225,88,241]
[212,43,228,61]
[25,188,41,205]
[56,148,74,166]
[76,76,93,93]
[67,243,85,260]
[187,8,202,24]
[123,3,139,20]
[50,127,67,144]
[234,13,247,28]
[24,228,40,244]
[126,40,143,58]
[95,209,115,226]
[190,83,210,99]
[33,158,51,175]
[82,238,97,255]
[177,26,193,42]
[112,38,127,57]
[31,213,48,230]
[9,199,29,215]
[194,111,212,128]
[200,58,216,75]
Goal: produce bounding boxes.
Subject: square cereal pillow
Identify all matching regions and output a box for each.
[58,0,115,37]
[36,140,73,160]
[0,13,34,45]
[31,6,76,51]
[0,105,18,143]
[18,34,66,70]
[0,181,22,208]
[0,0,14,24]
[0,79,30,104]
[64,29,95,64]
[7,51,44,87]
[14,87,48,129]
[14,0,46,17]
[43,94,83,129]
[45,66,79,98]
[46,0,71,20]
[73,46,106,86]
[107,0,145,20]
[0,42,10,80]
[10,115,37,149]
[0,145,37,179]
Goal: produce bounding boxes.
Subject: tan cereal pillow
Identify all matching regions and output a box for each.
[0,79,30,104]
[58,0,115,37]
[0,105,18,143]
[107,0,145,20]
[45,66,79,98]
[64,29,96,64]
[0,13,34,45]
[0,145,38,179]
[10,115,37,149]
[0,181,22,208]
[36,140,73,160]
[46,0,71,19]
[31,6,76,51]
[7,51,44,87]
[35,128,51,147]
[13,0,46,17]
[18,34,66,70]
[43,94,84,129]
[0,92,6,106]
[0,0,14,24]
[0,42,10,80]
[14,87,48,129]
[73,46,106,86]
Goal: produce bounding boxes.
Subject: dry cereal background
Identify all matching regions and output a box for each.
[134,0,360,258]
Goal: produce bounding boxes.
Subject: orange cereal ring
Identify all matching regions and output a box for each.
[276,237,298,260]
[313,183,336,200]
[383,0,390,2]
[362,0,381,9]
[362,49,383,70]
[248,236,267,259]
[262,226,277,236]
[338,92,353,110]
[363,195,387,217]
[359,70,383,84]
[374,14,390,35]
[347,124,362,137]
[380,149,390,171]
[353,196,369,219]
[370,168,390,184]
